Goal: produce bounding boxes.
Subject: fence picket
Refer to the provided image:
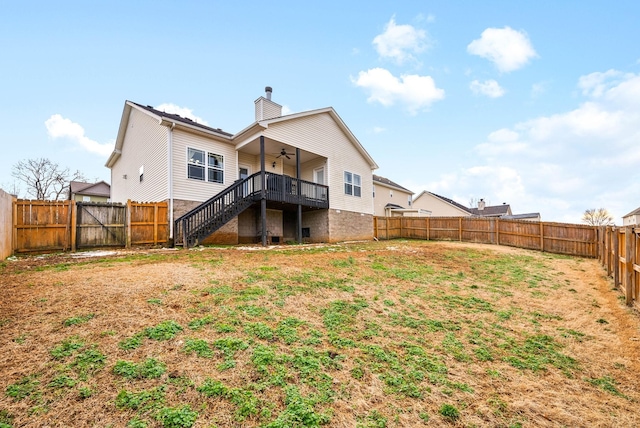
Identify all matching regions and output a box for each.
[12,199,168,253]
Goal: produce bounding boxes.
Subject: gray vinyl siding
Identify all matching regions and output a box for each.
[171,129,237,203]
[109,108,168,203]
[262,113,374,215]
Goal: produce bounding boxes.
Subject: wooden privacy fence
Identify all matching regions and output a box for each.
[373,216,598,258]
[13,200,168,253]
[598,226,639,308]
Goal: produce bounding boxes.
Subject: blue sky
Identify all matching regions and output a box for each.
[1,1,639,223]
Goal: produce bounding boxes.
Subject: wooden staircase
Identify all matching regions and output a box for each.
[174,172,329,247]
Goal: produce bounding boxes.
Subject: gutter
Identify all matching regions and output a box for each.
[168,122,176,241]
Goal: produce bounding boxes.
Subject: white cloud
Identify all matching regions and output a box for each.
[467,26,538,72]
[416,69,640,223]
[45,114,112,157]
[373,17,429,64]
[531,81,547,98]
[352,68,445,114]
[577,69,628,97]
[469,79,505,98]
[488,128,519,143]
[373,126,387,134]
[281,105,293,116]
[155,103,209,125]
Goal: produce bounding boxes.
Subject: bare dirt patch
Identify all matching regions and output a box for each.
[0,241,639,427]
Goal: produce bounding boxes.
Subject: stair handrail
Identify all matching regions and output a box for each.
[175,172,261,246]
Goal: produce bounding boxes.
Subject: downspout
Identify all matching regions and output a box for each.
[168,122,176,242]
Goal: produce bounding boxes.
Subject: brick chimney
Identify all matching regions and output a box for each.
[255,86,283,121]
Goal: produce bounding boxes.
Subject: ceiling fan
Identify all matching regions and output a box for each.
[275,148,296,159]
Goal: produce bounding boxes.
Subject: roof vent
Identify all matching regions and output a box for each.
[265,86,273,100]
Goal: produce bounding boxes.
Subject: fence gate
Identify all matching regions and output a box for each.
[76,202,126,248]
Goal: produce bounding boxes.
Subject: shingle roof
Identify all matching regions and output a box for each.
[69,181,111,197]
[426,191,472,214]
[131,102,233,137]
[384,203,405,209]
[623,206,640,217]
[468,204,511,217]
[373,175,413,193]
[502,213,540,220]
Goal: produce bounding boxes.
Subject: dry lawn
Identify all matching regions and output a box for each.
[0,240,639,428]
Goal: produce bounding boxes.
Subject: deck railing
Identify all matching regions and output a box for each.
[175,172,329,247]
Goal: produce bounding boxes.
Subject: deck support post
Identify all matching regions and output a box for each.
[260,136,267,246]
[296,148,302,244]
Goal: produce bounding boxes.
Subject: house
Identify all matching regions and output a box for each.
[106,87,379,246]
[412,192,529,219]
[623,206,640,226]
[468,199,512,217]
[411,191,472,217]
[68,181,111,202]
[502,213,541,222]
[372,175,423,217]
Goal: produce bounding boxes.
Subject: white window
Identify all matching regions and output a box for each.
[344,171,361,197]
[408,195,412,207]
[188,148,224,183]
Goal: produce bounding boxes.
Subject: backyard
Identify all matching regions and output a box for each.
[0,240,638,427]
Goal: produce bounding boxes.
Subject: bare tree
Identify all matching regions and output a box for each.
[582,208,614,226]
[0,180,21,197]
[11,158,86,200]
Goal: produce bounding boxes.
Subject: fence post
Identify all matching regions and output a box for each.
[70,201,77,252]
[426,217,430,241]
[613,228,619,288]
[12,199,17,255]
[385,217,389,240]
[540,222,544,252]
[634,228,639,304]
[496,218,500,245]
[126,200,132,248]
[606,227,612,276]
[625,226,633,306]
[373,217,377,240]
[153,203,159,245]
[459,217,462,241]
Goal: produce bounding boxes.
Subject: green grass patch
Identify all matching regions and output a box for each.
[63,313,95,327]
[114,358,167,379]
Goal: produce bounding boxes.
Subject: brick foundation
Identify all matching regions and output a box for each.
[328,209,373,242]
[172,199,372,246]
[173,198,239,245]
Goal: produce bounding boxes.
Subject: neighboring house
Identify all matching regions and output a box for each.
[412,191,472,217]
[623,206,640,226]
[502,213,541,222]
[412,193,526,219]
[372,175,415,217]
[468,199,512,217]
[106,87,379,246]
[69,181,111,202]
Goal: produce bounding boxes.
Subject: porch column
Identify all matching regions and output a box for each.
[260,136,267,246]
[296,148,302,243]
